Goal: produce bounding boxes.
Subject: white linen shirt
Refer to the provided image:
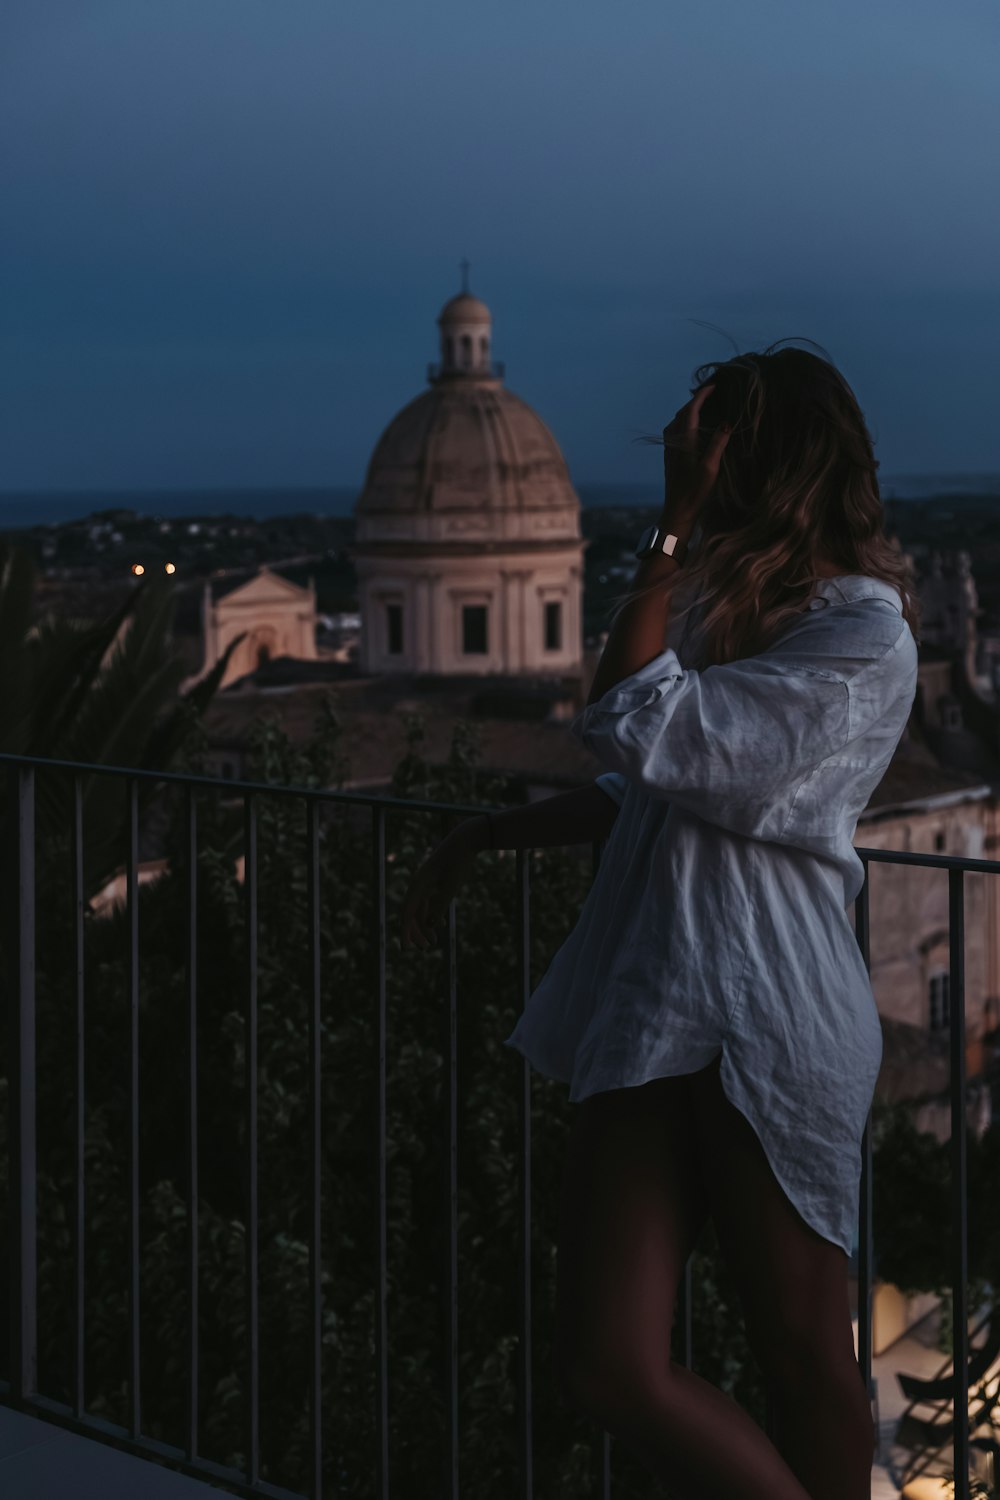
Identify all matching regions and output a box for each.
[501,574,918,1256]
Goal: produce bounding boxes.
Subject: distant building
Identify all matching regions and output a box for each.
[907,547,1000,778]
[352,282,585,677]
[188,566,319,690]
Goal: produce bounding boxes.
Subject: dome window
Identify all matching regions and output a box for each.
[445,336,454,366]
[386,602,404,655]
[544,600,562,652]
[479,336,488,362]
[460,334,472,368]
[462,604,488,655]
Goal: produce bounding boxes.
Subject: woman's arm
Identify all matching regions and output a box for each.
[587,384,732,706]
[401,783,619,948]
[476,781,620,850]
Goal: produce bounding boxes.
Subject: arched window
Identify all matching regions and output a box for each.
[460,334,472,367]
[479,336,488,362]
[445,336,454,365]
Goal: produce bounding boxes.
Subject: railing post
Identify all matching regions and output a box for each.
[72,774,86,1420]
[515,848,533,1500]
[949,866,969,1500]
[444,892,459,1500]
[10,764,37,1400]
[592,838,614,1496]
[854,862,876,1434]
[243,793,260,1485]
[185,784,199,1462]
[306,799,323,1500]
[126,777,141,1439]
[372,807,389,1500]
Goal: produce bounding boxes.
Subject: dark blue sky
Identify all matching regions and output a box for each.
[2,0,997,492]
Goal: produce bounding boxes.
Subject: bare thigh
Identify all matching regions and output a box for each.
[685,1052,858,1381]
[553,1067,712,1400]
[555,1052,859,1400]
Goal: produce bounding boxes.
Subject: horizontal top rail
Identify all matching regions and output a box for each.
[0,750,494,818]
[2,750,999,873]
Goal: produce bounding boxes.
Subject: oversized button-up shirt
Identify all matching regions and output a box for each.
[502,574,918,1256]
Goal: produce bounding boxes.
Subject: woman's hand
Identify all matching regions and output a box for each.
[660,382,733,527]
[401,817,488,950]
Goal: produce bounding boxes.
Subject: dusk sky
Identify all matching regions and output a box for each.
[2,0,998,493]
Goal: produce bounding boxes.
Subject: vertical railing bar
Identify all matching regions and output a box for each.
[185,785,199,1461]
[373,806,389,1500]
[127,777,141,1439]
[591,838,613,1495]
[677,1260,693,1370]
[446,892,459,1500]
[72,774,86,1419]
[854,861,876,1438]
[949,866,969,1500]
[515,848,533,1500]
[11,765,38,1400]
[307,800,323,1500]
[244,792,260,1485]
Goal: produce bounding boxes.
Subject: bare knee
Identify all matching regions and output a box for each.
[555,1346,666,1423]
[757,1325,872,1428]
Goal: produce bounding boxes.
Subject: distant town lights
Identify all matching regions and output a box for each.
[131,563,144,576]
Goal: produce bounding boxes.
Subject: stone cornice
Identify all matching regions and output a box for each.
[352,538,586,559]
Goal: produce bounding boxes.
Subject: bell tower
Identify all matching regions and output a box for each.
[435,260,493,376]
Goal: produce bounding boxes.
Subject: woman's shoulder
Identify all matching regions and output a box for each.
[765,589,913,679]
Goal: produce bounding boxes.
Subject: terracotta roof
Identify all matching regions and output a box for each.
[201,679,604,790]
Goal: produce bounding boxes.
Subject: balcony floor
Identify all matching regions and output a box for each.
[0,1403,222,1499]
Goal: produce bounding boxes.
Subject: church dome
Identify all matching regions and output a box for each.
[357,384,578,520]
[437,292,491,325]
[355,284,581,548]
[351,275,585,678]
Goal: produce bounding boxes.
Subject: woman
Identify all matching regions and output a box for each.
[401,342,920,1500]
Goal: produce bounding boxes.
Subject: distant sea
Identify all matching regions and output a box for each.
[0,475,998,529]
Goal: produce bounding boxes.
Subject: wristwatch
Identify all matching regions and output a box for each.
[635,523,687,566]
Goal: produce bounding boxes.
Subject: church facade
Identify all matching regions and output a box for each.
[353,285,585,677]
[190,567,319,690]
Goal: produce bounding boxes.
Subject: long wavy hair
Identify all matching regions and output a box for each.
[630,338,922,670]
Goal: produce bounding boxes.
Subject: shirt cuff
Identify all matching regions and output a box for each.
[594,771,629,806]
[574,648,685,738]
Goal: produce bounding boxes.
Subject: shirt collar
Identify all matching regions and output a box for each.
[807,575,904,613]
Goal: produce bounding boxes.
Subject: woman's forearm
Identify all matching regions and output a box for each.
[463,782,620,853]
[586,511,694,706]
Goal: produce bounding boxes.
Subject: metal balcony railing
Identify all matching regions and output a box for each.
[426,359,505,382]
[0,749,994,1500]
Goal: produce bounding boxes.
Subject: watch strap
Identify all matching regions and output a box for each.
[635,523,688,566]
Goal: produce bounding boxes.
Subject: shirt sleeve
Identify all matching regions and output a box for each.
[572,645,852,841]
[594,771,629,806]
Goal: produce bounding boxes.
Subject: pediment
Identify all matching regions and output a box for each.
[215,568,311,610]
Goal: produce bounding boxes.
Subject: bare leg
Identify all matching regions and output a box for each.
[580,1361,815,1500]
[687,1053,876,1500]
[554,1066,816,1500]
